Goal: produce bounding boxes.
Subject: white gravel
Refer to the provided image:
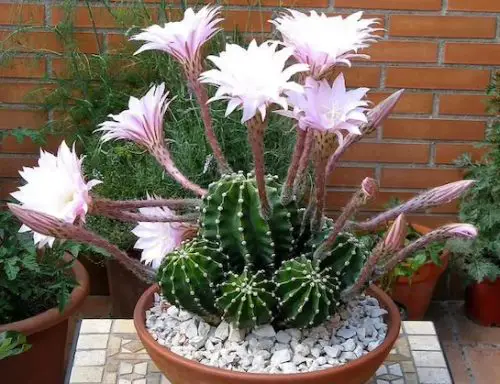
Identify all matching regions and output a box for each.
[145,295,388,374]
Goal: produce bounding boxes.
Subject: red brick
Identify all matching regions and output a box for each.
[107,34,130,51]
[369,93,433,114]
[0,83,56,104]
[222,10,273,33]
[342,67,381,87]
[0,110,48,130]
[390,16,496,38]
[362,41,438,63]
[228,0,328,7]
[342,143,429,163]
[0,157,37,177]
[448,0,500,12]
[386,68,490,91]
[0,31,103,54]
[435,144,488,164]
[335,0,441,10]
[327,167,375,187]
[52,6,119,28]
[0,135,60,154]
[381,168,464,189]
[0,58,46,79]
[0,178,19,200]
[0,4,45,26]
[440,94,491,116]
[384,119,486,141]
[445,43,500,65]
[405,214,457,228]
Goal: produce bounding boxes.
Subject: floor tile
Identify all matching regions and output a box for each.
[442,343,471,384]
[466,345,500,384]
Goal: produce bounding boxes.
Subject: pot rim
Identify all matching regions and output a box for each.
[134,284,401,380]
[0,253,90,336]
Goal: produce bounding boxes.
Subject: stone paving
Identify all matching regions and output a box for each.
[426,301,500,384]
[65,317,452,384]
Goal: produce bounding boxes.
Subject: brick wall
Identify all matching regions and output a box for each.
[0,0,498,227]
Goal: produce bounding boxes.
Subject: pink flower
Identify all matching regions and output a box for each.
[132,203,191,269]
[384,214,408,253]
[200,40,308,123]
[361,177,378,199]
[131,6,222,70]
[281,74,369,145]
[271,10,380,78]
[11,141,101,247]
[96,83,172,151]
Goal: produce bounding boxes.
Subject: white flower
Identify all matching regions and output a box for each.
[200,40,309,123]
[96,83,172,151]
[11,141,101,247]
[132,205,189,269]
[281,74,369,145]
[271,10,380,78]
[131,6,222,70]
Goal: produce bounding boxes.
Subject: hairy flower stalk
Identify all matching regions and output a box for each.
[345,214,408,298]
[281,127,307,204]
[293,128,314,199]
[247,115,271,216]
[326,89,405,176]
[92,197,201,211]
[93,208,200,223]
[314,177,377,260]
[356,180,476,231]
[379,223,478,277]
[96,83,206,197]
[8,204,156,283]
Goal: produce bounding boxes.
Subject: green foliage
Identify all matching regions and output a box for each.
[0,331,31,360]
[454,72,500,283]
[0,211,77,324]
[159,174,369,328]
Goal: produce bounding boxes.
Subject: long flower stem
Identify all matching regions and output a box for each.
[8,205,156,283]
[191,80,232,174]
[281,127,307,204]
[96,209,199,223]
[151,144,207,197]
[92,197,201,211]
[293,129,314,199]
[312,156,328,232]
[247,116,270,217]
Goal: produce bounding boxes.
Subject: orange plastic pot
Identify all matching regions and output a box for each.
[388,223,449,320]
[0,258,89,384]
[134,284,401,384]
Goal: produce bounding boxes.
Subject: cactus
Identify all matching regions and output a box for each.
[157,173,371,327]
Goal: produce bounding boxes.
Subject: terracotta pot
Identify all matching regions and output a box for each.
[387,223,450,320]
[0,258,89,384]
[465,278,500,326]
[107,250,149,318]
[134,284,401,384]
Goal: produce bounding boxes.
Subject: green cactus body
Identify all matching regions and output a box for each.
[275,257,341,328]
[158,238,226,318]
[216,269,277,328]
[199,172,299,273]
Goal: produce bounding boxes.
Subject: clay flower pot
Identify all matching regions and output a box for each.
[0,258,89,384]
[385,223,450,320]
[134,284,401,384]
[465,277,500,326]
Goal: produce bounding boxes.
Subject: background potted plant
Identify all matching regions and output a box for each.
[0,210,89,383]
[0,331,31,360]
[375,223,447,320]
[7,6,478,383]
[450,72,500,326]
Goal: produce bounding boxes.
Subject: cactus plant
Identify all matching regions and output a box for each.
[8,6,478,334]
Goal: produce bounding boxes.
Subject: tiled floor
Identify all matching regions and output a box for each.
[73,297,500,384]
[425,301,500,384]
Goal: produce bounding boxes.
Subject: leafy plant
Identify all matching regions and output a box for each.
[451,71,500,284]
[0,211,77,324]
[0,331,31,360]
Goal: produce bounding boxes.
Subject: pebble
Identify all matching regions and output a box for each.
[146,294,387,375]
